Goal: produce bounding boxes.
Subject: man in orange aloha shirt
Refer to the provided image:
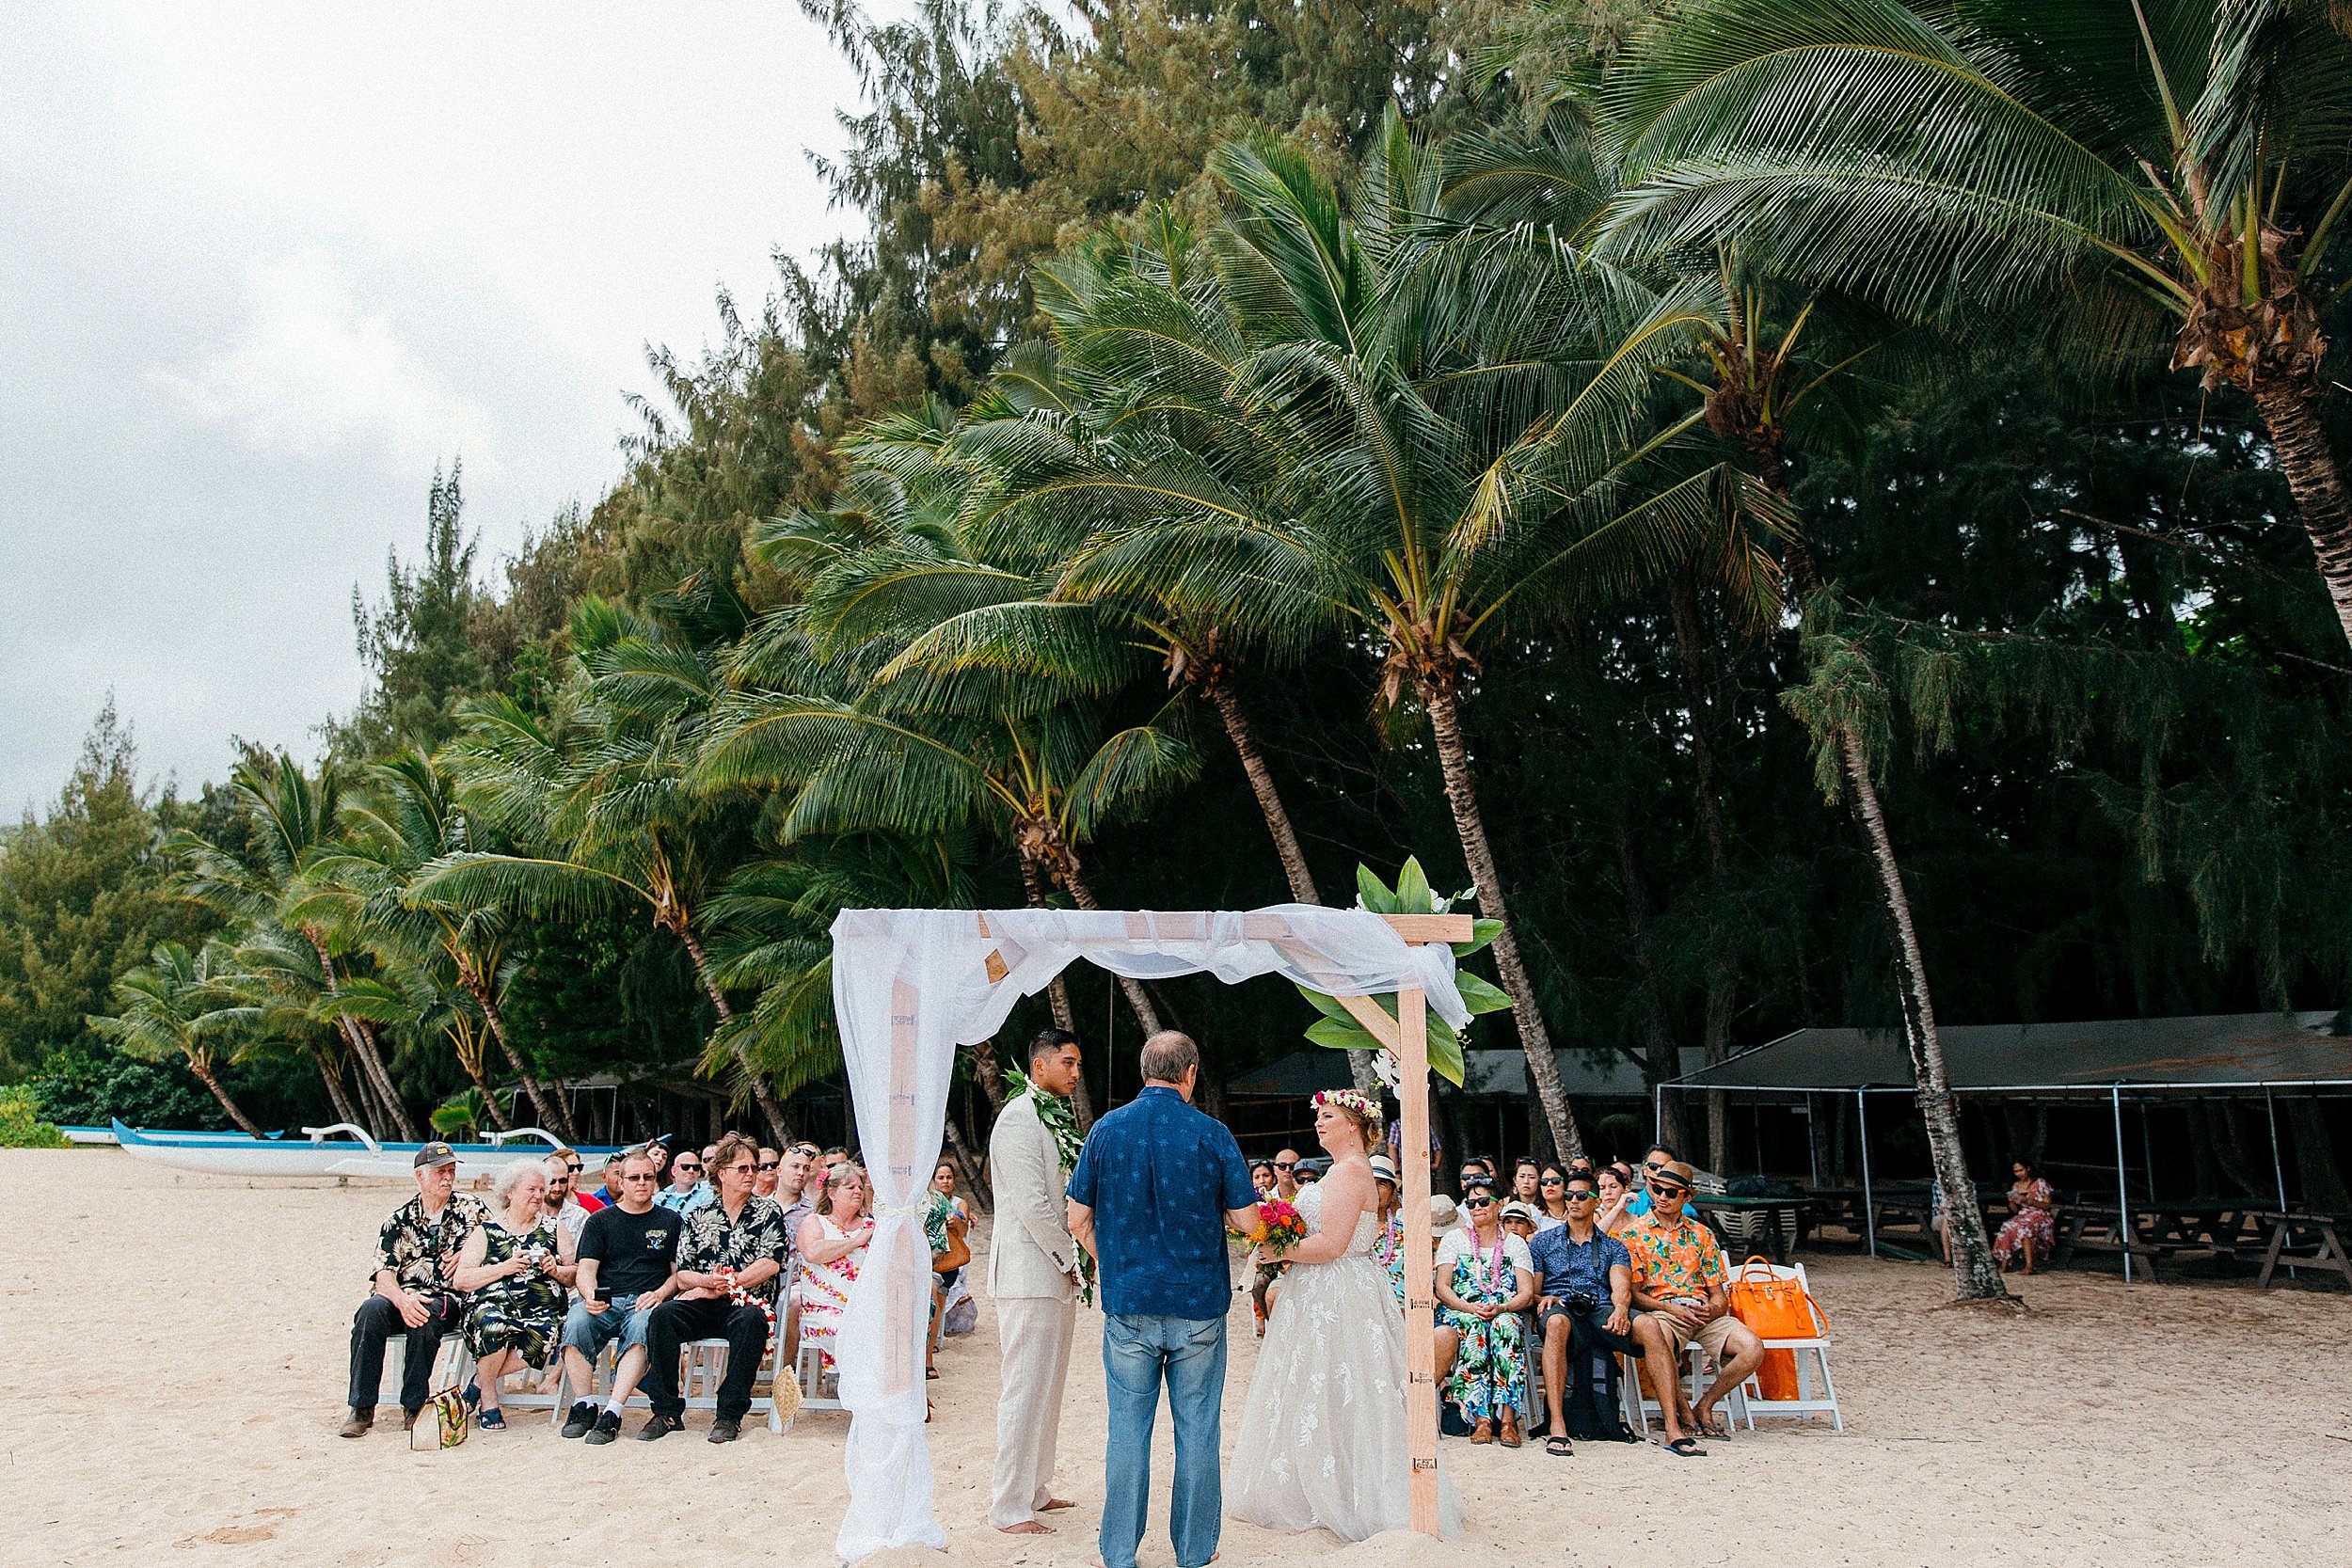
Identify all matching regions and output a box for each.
[1621,1160,1762,1456]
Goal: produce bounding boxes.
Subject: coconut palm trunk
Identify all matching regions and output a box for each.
[674,923,791,1148]
[1020,857,1097,1130]
[1418,674,1584,1163]
[308,1042,364,1130]
[2248,385,2352,651]
[1838,728,2006,1300]
[187,1054,265,1136]
[1202,674,1379,1093]
[463,978,570,1139]
[305,934,418,1139]
[1063,865,1164,1039]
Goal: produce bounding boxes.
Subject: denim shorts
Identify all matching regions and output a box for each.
[562,1293,654,1358]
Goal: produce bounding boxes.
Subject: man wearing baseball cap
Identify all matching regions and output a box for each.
[1621,1159,1761,1456]
[340,1143,487,1437]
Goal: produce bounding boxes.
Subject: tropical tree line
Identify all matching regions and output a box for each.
[8,2,2352,1298]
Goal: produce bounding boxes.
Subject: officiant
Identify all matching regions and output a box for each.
[986,1028,1088,1534]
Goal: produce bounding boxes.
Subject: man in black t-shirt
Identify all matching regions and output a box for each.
[558,1148,685,1443]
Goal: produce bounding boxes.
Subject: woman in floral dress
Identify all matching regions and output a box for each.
[1433,1182,1536,1446]
[795,1161,874,1375]
[1372,1153,1407,1309]
[1993,1160,2058,1274]
[452,1161,571,1429]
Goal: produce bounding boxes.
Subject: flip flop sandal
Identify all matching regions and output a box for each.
[1545,1435,1574,1457]
[1663,1435,1707,1458]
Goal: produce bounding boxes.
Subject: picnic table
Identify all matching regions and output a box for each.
[2254,1212,2352,1290]
[2054,1202,2169,1280]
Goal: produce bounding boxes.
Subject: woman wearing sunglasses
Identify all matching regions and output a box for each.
[1534,1164,1572,1229]
[1433,1180,1536,1448]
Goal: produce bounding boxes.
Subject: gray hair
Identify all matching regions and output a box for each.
[1138,1030,1199,1085]
[493,1159,546,1204]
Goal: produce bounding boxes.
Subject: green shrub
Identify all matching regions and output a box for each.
[26,1044,219,1130]
[0,1091,67,1148]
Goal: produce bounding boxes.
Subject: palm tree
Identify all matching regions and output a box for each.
[1604,0,2352,651]
[165,755,419,1138]
[87,942,266,1134]
[301,750,571,1138]
[409,628,793,1147]
[975,121,1778,1160]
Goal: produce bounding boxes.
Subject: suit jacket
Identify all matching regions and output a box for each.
[988,1092,1078,1301]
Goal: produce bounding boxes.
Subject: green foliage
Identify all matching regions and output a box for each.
[432,1086,491,1142]
[26,1043,220,1130]
[338,466,494,760]
[0,1089,66,1148]
[1296,857,1514,1084]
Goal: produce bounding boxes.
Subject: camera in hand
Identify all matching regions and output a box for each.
[1565,1291,1598,1315]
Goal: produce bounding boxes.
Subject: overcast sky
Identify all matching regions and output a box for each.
[1,3,866,814]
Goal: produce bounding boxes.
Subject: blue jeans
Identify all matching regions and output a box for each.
[1100,1313,1228,1568]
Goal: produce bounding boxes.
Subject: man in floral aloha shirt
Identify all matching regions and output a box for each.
[342,1143,486,1437]
[1621,1160,1762,1455]
[637,1132,789,1444]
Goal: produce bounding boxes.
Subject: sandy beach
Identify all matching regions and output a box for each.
[4,1148,2347,1567]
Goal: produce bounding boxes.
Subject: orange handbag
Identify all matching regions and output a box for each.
[1725,1256,1824,1402]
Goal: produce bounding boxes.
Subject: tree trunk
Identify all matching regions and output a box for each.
[308,1042,363,1130]
[1062,867,1164,1037]
[941,1104,992,1214]
[1839,726,2007,1302]
[187,1055,265,1136]
[1209,678,1383,1096]
[450,1027,515,1132]
[675,923,790,1148]
[468,981,568,1140]
[2249,380,2352,653]
[1667,570,1739,1170]
[307,934,418,1140]
[1020,862,1094,1131]
[1612,817,1689,1159]
[1420,677,1584,1163]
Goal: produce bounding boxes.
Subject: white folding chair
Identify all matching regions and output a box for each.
[1619,1336,1749,1437]
[786,1336,847,1431]
[1725,1260,1843,1433]
[377,1333,469,1407]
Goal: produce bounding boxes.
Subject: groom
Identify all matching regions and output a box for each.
[987,1028,1086,1534]
[1067,1031,1260,1568]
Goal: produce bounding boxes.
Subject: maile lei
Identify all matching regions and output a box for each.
[1003,1065,1095,1307]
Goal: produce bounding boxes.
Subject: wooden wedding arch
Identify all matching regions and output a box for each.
[825,907,1466,1559]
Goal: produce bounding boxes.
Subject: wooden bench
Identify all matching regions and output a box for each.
[2053,1203,2167,1280]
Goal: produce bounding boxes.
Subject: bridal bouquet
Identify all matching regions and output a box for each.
[1234,1196,1307,1258]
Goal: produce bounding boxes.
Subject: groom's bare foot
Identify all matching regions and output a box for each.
[997,1521,1052,1534]
[1040,1497,1076,1512]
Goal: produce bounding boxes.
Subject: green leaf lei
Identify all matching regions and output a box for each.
[1003,1065,1095,1306]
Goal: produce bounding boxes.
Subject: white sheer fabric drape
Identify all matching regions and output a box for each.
[826,904,1465,1561]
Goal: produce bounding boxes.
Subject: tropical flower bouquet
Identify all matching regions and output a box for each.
[1233,1196,1307,1257]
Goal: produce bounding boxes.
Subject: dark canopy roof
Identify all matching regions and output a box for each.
[1231,1047,1691,1101]
[1665,1011,2352,1093]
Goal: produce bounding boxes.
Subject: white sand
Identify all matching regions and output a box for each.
[4,1148,2347,1565]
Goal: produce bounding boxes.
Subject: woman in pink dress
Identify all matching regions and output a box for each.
[1992,1160,2058,1274]
[794,1161,873,1373]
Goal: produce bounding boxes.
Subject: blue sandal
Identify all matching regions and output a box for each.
[477,1409,506,1431]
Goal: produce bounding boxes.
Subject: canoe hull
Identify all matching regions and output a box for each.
[109,1121,623,1180]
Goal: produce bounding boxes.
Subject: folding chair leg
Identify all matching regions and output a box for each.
[1815,1346,1845,1433]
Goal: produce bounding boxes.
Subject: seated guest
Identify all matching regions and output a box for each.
[1994,1160,2058,1274]
[754,1147,782,1199]
[550,1147,603,1214]
[341,1142,485,1437]
[1528,1171,1636,1454]
[640,1132,789,1443]
[560,1149,684,1443]
[453,1158,572,1429]
[1629,1143,1679,1220]
[1623,1160,1762,1456]
[1595,1164,1635,1236]
[1371,1154,1406,1310]
[822,1145,849,1175]
[1535,1164,1572,1228]
[927,1159,972,1378]
[1501,1199,1541,1243]
[656,1148,713,1214]
[544,1155,594,1251]
[795,1159,875,1377]
[1250,1159,1276,1199]
[1511,1158,1544,1208]
[1434,1181,1536,1447]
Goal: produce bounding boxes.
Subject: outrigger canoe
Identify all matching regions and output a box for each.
[110,1119,625,1180]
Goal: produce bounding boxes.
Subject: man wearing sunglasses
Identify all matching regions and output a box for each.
[1527,1175,1635,1453]
[1622,1161,1761,1456]
[1627,1144,1678,1221]
[559,1148,685,1443]
[657,1150,714,1215]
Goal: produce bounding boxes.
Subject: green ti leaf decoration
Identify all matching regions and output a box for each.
[1299,855,1512,1086]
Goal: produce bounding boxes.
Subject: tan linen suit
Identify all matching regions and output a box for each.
[987,1091,1079,1528]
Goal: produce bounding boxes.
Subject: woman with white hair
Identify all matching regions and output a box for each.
[451,1159,572,1429]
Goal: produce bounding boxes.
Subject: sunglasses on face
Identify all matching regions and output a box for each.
[1273,1161,1295,1170]
[1540,1176,1564,1186]
[564,1162,583,1173]
[675,1164,704,1175]
[757,1161,779,1172]
[1464,1196,1497,1209]
[621,1172,656,1182]
[1644,1160,1668,1171]
[1565,1189,1597,1201]
[1651,1181,1690,1198]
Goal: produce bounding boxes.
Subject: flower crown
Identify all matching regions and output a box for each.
[1311,1087,1383,1124]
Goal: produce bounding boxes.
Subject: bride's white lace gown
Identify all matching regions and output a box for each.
[1228,1180,1465,1540]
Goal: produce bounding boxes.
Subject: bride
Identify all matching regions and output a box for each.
[1229,1088,1464,1540]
